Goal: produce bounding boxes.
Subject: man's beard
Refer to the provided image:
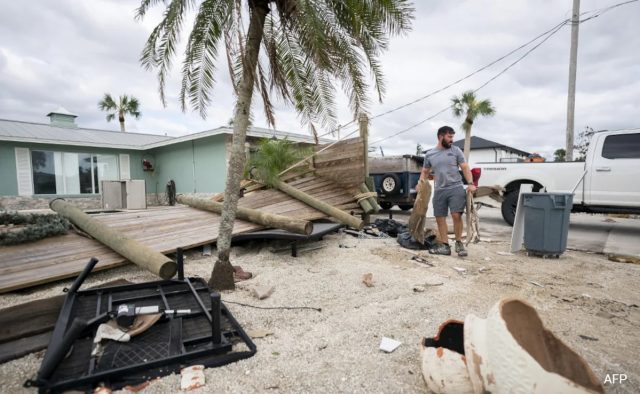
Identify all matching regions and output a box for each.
[442,140,452,149]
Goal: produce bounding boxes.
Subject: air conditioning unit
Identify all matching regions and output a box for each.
[101,180,147,210]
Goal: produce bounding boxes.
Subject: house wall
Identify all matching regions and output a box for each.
[0,141,148,210]
[145,134,227,197]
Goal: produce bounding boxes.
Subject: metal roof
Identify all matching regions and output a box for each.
[144,125,332,149]
[453,136,530,157]
[0,119,172,150]
[0,118,331,150]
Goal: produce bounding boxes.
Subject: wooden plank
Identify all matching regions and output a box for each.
[314,149,363,164]
[0,331,51,364]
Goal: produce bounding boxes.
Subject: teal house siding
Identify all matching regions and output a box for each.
[146,141,196,194]
[0,143,18,196]
[192,135,227,193]
[146,134,226,194]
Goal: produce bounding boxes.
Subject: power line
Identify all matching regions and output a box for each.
[319,19,570,139]
[368,0,637,147]
[369,21,568,146]
[579,0,638,22]
[366,20,571,122]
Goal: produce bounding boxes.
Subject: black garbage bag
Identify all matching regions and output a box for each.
[373,219,407,237]
[397,231,437,250]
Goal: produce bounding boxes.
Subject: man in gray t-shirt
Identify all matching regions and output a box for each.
[419,126,476,256]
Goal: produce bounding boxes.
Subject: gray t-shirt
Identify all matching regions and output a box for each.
[423,145,465,190]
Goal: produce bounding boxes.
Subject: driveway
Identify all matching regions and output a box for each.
[471,207,640,257]
[381,207,640,257]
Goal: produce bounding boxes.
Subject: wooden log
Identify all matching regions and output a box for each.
[274,180,364,230]
[408,179,432,243]
[355,191,374,214]
[360,183,380,213]
[177,194,313,235]
[49,199,176,279]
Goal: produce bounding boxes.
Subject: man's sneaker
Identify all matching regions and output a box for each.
[429,242,451,255]
[455,240,468,257]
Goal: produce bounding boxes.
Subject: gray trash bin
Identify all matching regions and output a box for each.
[522,193,573,257]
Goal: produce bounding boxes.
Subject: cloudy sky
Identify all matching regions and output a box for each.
[1,0,638,159]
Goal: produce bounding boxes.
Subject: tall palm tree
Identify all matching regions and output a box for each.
[137,0,414,290]
[98,94,141,132]
[451,90,496,162]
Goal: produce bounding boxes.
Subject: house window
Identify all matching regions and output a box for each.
[31,150,119,195]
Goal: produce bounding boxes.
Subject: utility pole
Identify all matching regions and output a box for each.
[565,0,580,162]
[359,113,369,181]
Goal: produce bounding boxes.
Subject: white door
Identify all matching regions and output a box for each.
[586,132,640,206]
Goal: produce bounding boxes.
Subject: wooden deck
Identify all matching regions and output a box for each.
[0,175,361,293]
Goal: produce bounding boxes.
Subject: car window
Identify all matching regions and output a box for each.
[602,133,640,159]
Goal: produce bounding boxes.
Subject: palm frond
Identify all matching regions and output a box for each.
[139,0,192,107]
[477,99,496,116]
[179,0,233,117]
[256,60,276,127]
[451,97,464,118]
[139,0,414,132]
[98,93,117,111]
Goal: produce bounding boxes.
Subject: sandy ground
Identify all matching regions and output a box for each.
[0,216,639,393]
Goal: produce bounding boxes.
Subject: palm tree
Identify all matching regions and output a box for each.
[98,94,141,132]
[451,90,496,162]
[137,0,414,290]
[248,138,312,187]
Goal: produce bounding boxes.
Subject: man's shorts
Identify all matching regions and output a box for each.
[433,186,466,217]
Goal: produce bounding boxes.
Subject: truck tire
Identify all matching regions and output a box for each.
[380,202,393,210]
[381,173,401,194]
[501,190,518,226]
[399,204,413,211]
[501,184,543,226]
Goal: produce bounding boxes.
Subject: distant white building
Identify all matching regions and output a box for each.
[452,136,530,166]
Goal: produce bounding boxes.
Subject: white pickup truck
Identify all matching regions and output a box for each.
[475,130,640,225]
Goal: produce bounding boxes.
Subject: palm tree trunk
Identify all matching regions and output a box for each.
[209,2,269,290]
[463,116,473,162]
[119,112,126,132]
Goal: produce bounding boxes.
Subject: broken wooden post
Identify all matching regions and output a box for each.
[354,191,374,214]
[360,183,381,212]
[49,199,176,279]
[409,179,432,243]
[176,194,312,235]
[359,113,371,223]
[359,113,369,180]
[274,180,364,230]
